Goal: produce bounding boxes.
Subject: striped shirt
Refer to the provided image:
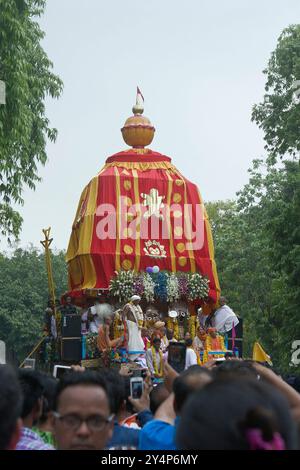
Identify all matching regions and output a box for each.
[16,427,55,450]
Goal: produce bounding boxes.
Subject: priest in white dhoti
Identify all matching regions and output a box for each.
[213,297,239,334]
[123,295,145,361]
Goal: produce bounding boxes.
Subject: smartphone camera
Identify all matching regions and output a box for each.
[130,378,144,399]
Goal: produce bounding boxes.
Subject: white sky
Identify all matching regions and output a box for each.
[4,0,300,251]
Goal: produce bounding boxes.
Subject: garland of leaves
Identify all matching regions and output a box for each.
[109,270,210,303]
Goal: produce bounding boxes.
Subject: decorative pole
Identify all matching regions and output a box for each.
[40,228,58,328]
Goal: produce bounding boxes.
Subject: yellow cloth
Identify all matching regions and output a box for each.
[252,342,272,365]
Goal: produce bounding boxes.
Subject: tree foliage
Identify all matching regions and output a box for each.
[252,25,300,160]
[0,247,67,362]
[206,159,300,373]
[0,0,63,242]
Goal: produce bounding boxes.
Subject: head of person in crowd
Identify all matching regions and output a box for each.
[18,369,45,428]
[152,337,161,352]
[149,383,170,414]
[36,374,57,434]
[219,296,227,306]
[166,329,174,341]
[184,332,191,341]
[207,327,217,338]
[131,295,141,306]
[185,338,193,348]
[66,296,72,305]
[153,321,165,337]
[197,326,206,340]
[53,371,113,450]
[176,378,298,450]
[212,359,259,381]
[100,369,126,419]
[173,365,212,416]
[100,369,140,448]
[0,365,23,450]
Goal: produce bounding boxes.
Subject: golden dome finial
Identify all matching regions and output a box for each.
[121,87,155,148]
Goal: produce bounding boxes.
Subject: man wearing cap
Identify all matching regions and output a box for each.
[123,296,145,361]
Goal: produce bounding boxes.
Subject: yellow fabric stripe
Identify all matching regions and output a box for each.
[103,161,178,172]
[166,172,176,272]
[174,170,196,272]
[114,167,121,271]
[197,189,221,302]
[78,176,98,254]
[132,169,141,272]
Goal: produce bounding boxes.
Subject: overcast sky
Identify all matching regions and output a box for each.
[4,0,300,252]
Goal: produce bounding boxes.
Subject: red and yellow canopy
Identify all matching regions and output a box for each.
[66,94,220,304]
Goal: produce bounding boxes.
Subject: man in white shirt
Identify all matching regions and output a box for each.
[213,297,239,334]
[185,338,198,369]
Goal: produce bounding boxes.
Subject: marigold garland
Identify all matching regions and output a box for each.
[152,346,163,377]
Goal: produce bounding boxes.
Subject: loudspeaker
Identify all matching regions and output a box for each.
[61,314,81,337]
[227,318,243,357]
[61,337,82,362]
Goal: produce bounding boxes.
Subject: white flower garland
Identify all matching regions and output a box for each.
[187,273,210,301]
[109,270,135,303]
[143,273,155,302]
[166,273,180,303]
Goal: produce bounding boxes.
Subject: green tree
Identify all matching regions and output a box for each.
[0,0,63,242]
[0,247,67,363]
[252,25,300,160]
[206,158,300,372]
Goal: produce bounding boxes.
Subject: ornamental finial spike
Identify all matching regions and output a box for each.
[132,86,144,115]
[121,88,155,148]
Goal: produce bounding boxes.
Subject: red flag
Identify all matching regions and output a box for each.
[137,86,144,102]
[231,321,236,350]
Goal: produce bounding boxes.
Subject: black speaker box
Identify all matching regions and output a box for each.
[61,314,81,337]
[61,337,82,362]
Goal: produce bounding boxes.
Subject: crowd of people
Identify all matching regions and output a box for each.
[3,294,296,451]
[1,357,300,450]
[44,294,240,372]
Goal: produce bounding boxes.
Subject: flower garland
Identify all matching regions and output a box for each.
[178,273,188,298]
[166,318,179,340]
[205,334,226,358]
[109,270,135,303]
[187,273,210,301]
[143,273,155,302]
[133,274,144,297]
[154,272,168,301]
[109,270,211,303]
[152,346,163,377]
[189,315,198,339]
[113,311,124,339]
[166,273,180,303]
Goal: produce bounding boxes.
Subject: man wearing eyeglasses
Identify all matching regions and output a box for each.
[53,371,114,450]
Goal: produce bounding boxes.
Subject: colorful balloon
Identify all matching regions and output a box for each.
[146,266,153,274]
[152,265,160,274]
